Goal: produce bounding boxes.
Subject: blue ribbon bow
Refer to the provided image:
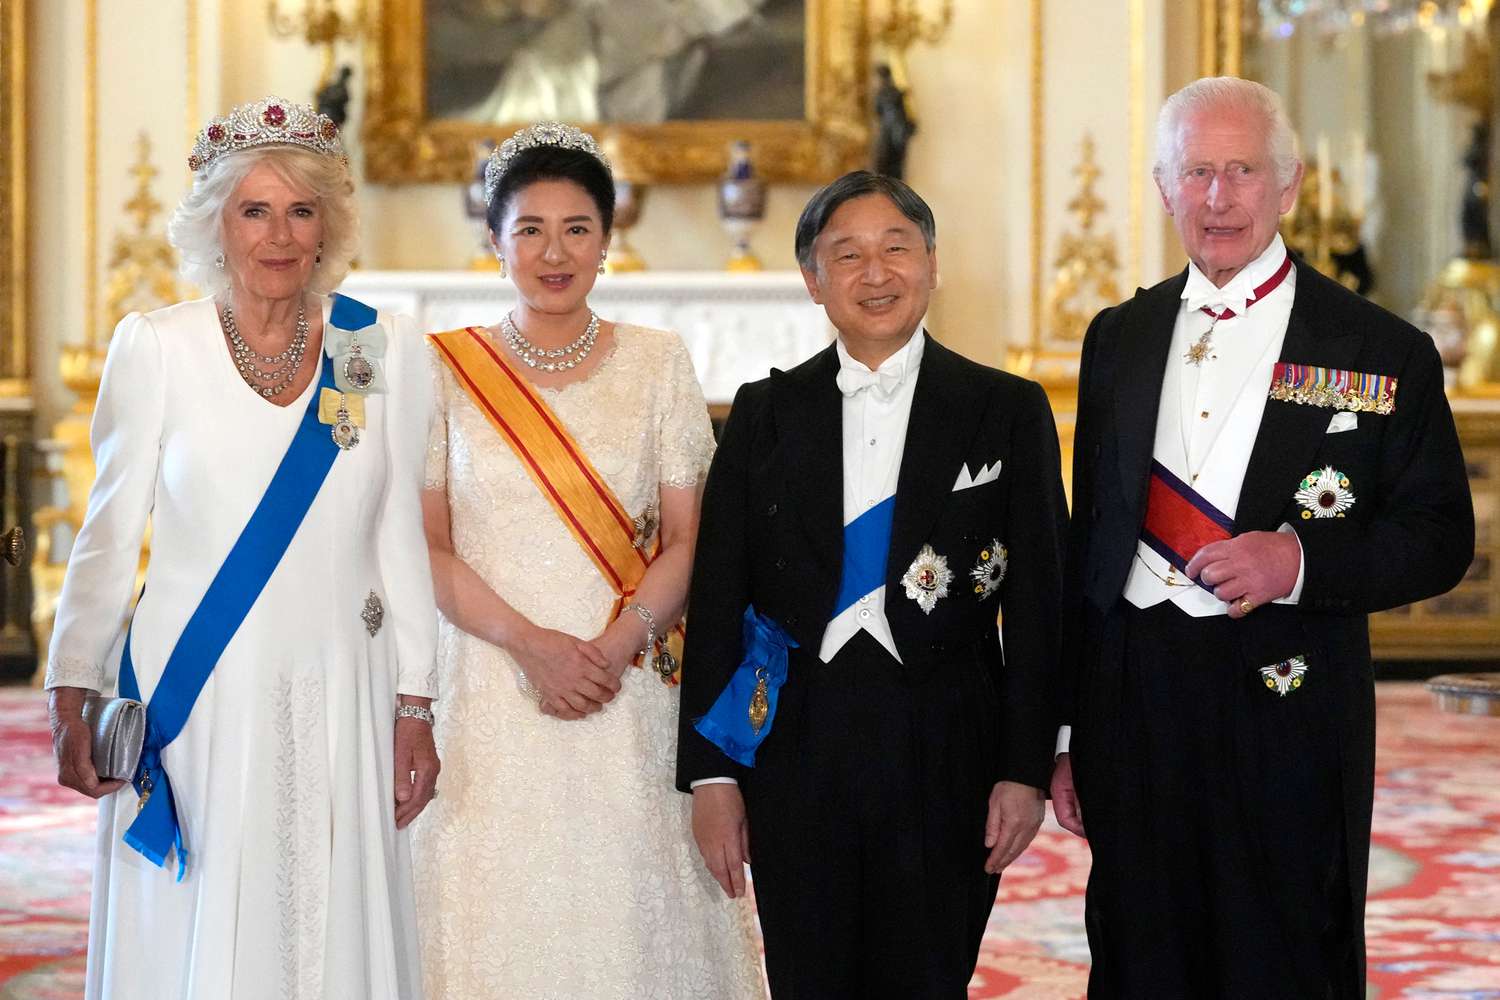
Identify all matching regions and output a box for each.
[693,605,799,767]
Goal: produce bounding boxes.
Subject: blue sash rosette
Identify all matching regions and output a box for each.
[693,605,799,767]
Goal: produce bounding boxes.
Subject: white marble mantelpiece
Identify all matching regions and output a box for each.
[337,270,834,406]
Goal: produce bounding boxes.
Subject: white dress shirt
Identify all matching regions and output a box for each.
[692,330,925,789]
[818,330,926,663]
[1059,237,1305,757]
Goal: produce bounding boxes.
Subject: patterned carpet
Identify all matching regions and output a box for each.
[2,683,1496,999]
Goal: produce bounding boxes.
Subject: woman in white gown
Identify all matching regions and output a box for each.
[44,97,439,1000]
[413,124,764,999]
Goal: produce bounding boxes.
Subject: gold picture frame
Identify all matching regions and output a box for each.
[0,0,27,394]
[362,0,873,185]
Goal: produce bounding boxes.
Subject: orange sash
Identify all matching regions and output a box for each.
[428,327,682,683]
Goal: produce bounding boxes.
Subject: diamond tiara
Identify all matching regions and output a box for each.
[483,122,612,204]
[188,96,347,174]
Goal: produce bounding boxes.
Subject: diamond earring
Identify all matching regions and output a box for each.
[496,255,507,278]
[598,251,607,276]
[315,240,324,266]
[214,252,225,270]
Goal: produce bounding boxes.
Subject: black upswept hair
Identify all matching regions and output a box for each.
[793,170,936,270]
[486,144,616,235]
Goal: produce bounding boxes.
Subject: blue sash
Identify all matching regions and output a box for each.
[118,293,375,878]
[830,495,896,616]
[693,605,799,767]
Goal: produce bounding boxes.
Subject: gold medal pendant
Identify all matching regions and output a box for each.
[748,668,769,735]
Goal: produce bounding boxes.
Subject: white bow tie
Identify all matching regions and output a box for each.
[1184,277,1253,318]
[836,366,903,399]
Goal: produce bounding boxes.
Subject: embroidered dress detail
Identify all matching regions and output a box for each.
[1268,363,1397,415]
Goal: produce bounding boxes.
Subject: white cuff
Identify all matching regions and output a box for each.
[1054,725,1072,759]
[1273,522,1305,605]
[690,777,739,789]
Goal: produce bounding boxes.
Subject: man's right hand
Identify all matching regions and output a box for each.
[691,782,750,898]
[508,625,620,719]
[49,686,126,800]
[1050,752,1085,838]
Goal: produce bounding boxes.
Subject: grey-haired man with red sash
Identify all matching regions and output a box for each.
[1052,77,1474,998]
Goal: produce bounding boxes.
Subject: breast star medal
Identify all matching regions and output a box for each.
[748,666,770,735]
[902,544,953,615]
[1260,655,1308,696]
[970,541,1009,598]
[362,591,384,636]
[1294,466,1355,519]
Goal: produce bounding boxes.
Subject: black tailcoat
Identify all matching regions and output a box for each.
[676,334,1068,996]
[1061,259,1475,997]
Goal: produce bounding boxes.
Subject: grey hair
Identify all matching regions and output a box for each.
[167,145,359,297]
[1153,76,1301,190]
[794,170,936,271]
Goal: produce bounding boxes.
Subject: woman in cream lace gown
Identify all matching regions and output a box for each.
[411,124,764,999]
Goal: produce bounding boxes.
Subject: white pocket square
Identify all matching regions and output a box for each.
[1326,412,1358,434]
[953,461,1002,492]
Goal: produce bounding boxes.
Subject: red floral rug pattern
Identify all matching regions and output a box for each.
[2,684,1496,998]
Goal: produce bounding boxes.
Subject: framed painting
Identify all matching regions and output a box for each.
[362,0,872,184]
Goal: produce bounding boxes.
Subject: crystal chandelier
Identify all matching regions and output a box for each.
[1258,0,1493,37]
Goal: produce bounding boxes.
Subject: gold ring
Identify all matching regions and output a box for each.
[1238,598,1254,615]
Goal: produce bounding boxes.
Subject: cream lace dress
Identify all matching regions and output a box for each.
[411,324,765,1000]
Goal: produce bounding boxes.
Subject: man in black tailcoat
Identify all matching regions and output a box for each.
[1050,77,1475,998]
[677,171,1069,998]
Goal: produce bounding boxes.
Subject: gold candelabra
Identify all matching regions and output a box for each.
[267,0,367,90]
[872,0,954,90]
[1281,163,1363,290]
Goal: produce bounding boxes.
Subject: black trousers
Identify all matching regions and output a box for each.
[1072,601,1360,1000]
[741,631,1001,1000]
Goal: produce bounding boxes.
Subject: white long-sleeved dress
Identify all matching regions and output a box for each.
[45,296,438,1000]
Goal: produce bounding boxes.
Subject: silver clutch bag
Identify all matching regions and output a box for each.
[81,696,145,782]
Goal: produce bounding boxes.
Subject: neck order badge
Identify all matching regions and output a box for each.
[1184,253,1293,366]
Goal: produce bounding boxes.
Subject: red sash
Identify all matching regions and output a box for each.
[1140,461,1233,591]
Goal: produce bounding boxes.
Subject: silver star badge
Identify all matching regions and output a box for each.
[901,544,953,615]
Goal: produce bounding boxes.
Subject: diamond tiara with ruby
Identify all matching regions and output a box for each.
[483,122,611,204]
[188,96,346,174]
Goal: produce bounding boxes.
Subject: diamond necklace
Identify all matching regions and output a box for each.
[500,310,600,373]
[221,299,310,398]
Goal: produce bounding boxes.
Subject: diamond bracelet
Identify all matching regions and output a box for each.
[395,703,435,725]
